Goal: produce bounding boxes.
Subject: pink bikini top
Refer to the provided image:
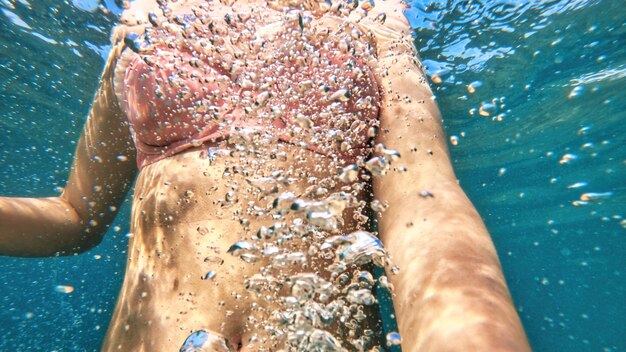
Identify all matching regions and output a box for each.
[113,15,381,169]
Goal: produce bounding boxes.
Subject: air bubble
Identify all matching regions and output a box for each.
[378,275,394,292]
[330,89,351,102]
[201,271,217,280]
[580,192,612,203]
[375,144,401,163]
[347,288,376,305]
[204,256,224,265]
[478,102,496,116]
[338,164,359,183]
[295,114,314,129]
[227,241,258,256]
[304,329,345,351]
[375,12,386,24]
[386,331,402,346]
[272,252,307,268]
[54,285,74,294]
[307,210,340,231]
[357,271,375,288]
[467,81,482,93]
[338,39,351,54]
[326,231,388,267]
[148,12,161,27]
[370,199,385,212]
[559,153,578,164]
[247,177,279,196]
[568,86,584,99]
[364,156,388,176]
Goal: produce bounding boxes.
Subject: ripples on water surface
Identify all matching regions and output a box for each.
[0,0,624,350]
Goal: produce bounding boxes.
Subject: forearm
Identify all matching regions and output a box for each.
[376,179,530,351]
[0,196,97,257]
[0,40,137,258]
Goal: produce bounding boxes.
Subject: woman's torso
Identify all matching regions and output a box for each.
[104,0,383,350]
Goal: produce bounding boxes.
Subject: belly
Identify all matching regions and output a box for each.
[103,144,369,350]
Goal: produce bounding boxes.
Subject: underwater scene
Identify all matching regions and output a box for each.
[0,0,624,350]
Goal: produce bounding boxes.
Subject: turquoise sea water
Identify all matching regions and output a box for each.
[0,0,624,350]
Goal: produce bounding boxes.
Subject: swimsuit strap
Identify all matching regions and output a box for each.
[109,22,151,118]
[112,45,136,119]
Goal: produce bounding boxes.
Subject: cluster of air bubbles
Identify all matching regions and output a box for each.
[468,96,508,121]
[139,0,406,349]
[212,132,403,350]
[219,172,400,350]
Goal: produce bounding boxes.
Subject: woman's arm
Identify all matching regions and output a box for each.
[0,43,137,258]
[363,2,531,351]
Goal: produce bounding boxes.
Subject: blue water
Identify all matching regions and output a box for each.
[0,0,624,350]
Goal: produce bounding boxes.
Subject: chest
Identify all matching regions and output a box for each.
[117,2,380,147]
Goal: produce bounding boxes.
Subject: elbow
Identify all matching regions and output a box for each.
[57,225,106,256]
[40,218,107,257]
[69,235,105,256]
[55,195,110,256]
[1,196,110,258]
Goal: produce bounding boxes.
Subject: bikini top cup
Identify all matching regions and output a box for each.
[113,0,382,169]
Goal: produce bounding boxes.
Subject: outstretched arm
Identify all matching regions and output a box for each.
[362,1,531,351]
[0,43,137,257]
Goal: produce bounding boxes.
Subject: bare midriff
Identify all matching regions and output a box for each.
[102,144,375,351]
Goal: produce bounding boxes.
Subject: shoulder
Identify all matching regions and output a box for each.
[119,0,160,26]
[110,0,154,46]
[110,0,208,45]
